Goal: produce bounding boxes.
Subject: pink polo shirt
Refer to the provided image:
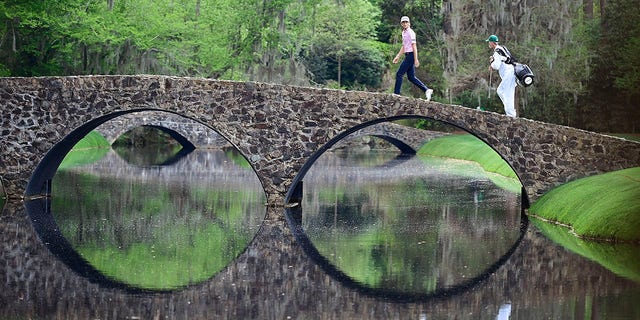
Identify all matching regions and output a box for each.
[402,28,416,53]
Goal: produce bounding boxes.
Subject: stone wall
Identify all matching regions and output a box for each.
[1,75,639,205]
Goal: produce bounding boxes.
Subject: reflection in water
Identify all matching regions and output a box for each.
[44,148,266,291]
[293,148,524,300]
[0,177,4,208]
[113,144,194,166]
[5,130,639,318]
[496,303,511,320]
[531,218,640,282]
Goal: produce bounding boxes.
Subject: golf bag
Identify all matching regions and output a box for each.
[496,45,535,87]
[514,63,535,87]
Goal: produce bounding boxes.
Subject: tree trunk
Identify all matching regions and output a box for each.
[583,0,593,19]
[337,55,342,87]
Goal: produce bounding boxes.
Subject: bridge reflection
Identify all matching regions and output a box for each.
[4,198,637,318]
[27,148,266,292]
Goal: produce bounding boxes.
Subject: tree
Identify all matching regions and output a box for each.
[581,0,640,132]
[306,0,382,88]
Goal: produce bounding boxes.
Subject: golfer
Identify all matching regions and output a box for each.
[393,16,433,101]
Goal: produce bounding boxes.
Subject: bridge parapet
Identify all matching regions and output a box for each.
[1,75,639,206]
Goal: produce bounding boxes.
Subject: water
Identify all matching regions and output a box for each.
[1,145,639,319]
[291,148,524,301]
[49,148,266,291]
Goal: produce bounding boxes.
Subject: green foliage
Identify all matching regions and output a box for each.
[0,64,10,76]
[303,0,384,89]
[0,0,243,76]
[530,167,640,242]
[305,40,385,89]
[1,0,637,129]
[602,0,640,97]
[376,0,443,43]
[615,35,640,92]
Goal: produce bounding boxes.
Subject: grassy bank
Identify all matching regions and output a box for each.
[71,130,111,150]
[418,134,518,179]
[418,133,521,193]
[529,167,640,243]
[58,131,111,169]
[611,133,640,142]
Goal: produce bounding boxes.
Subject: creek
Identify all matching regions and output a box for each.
[1,144,638,319]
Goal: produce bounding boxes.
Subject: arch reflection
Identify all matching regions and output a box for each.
[26,111,267,292]
[112,125,195,167]
[285,118,527,302]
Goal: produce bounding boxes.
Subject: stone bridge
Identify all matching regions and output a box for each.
[2,75,639,207]
[95,111,436,154]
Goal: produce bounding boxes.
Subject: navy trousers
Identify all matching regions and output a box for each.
[394,52,428,94]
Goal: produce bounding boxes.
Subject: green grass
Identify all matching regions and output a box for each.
[417,133,521,193]
[76,222,249,290]
[530,167,640,243]
[58,131,111,169]
[610,133,640,142]
[418,134,518,179]
[71,130,111,150]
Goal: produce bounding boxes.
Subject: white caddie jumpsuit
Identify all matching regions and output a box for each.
[491,45,517,118]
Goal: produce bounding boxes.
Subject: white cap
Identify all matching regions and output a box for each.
[400,16,410,23]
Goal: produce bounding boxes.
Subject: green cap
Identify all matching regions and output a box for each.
[486,35,499,42]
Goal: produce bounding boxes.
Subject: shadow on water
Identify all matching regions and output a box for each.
[112,126,196,167]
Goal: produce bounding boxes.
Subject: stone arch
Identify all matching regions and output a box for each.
[284,115,528,207]
[95,110,229,149]
[25,108,267,201]
[335,122,443,155]
[135,125,196,152]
